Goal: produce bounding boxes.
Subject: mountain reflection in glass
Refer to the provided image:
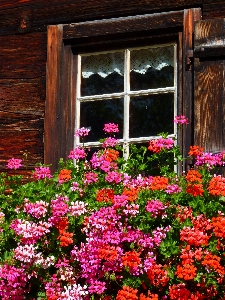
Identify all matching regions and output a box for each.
[130,46,174,90]
[80,98,123,142]
[81,52,124,96]
[129,94,174,138]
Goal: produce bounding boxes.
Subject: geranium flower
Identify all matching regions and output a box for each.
[75,127,90,137]
[6,158,22,170]
[103,123,119,133]
[58,169,72,183]
[33,166,52,180]
[173,115,189,125]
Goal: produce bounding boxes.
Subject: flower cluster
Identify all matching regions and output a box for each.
[1,119,225,299]
[6,157,22,170]
[75,127,90,137]
[148,137,174,153]
[173,115,189,125]
[103,123,119,133]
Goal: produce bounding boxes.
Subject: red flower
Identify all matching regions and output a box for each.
[208,175,225,196]
[186,183,204,196]
[175,263,197,280]
[122,251,141,271]
[116,286,138,300]
[122,187,139,202]
[147,263,169,287]
[58,169,72,182]
[149,176,168,191]
[96,188,114,202]
[188,145,203,157]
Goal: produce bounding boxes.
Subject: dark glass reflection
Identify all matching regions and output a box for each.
[130,66,174,90]
[81,71,124,96]
[80,98,123,142]
[129,93,174,138]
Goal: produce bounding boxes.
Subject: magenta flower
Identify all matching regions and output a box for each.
[102,137,119,148]
[146,199,167,218]
[195,152,225,169]
[33,166,52,180]
[68,147,86,159]
[84,172,98,185]
[173,115,189,125]
[105,171,123,183]
[165,184,182,194]
[6,158,22,170]
[103,123,119,133]
[75,127,90,137]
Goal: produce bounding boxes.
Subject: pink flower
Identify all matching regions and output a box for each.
[23,199,49,219]
[6,158,22,170]
[102,137,119,148]
[165,184,182,194]
[75,127,90,137]
[69,201,87,217]
[33,166,52,180]
[148,137,174,153]
[84,172,98,185]
[146,200,167,218]
[68,147,86,159]
[105,171,123,183]
[195,152,225,169]
[173,115,189,125]
[103,123,119,133]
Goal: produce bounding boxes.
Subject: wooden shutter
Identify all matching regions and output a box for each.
[194,19,225,153]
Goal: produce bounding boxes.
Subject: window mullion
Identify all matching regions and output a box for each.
[123,49,130,159]
[75,55,82,147]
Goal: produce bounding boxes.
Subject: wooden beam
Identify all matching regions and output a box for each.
[63,11,184,40]
[45,25,63,172]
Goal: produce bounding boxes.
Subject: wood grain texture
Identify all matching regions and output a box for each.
[63,11,184,40]
[0,78,45,169]
[0,33,46,78]
[194,18,225,152]
[0,1,224,36]
[182,8,201,159]
[45,25,63,172]
[1,0,225,175]
[195,19,225,57]
[45,24,76,172]
[194,61,225,152]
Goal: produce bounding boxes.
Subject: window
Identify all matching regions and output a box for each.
[45,8,201,172]
[75,44,177,158]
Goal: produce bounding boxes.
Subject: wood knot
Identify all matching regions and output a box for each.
[20,19,27,29]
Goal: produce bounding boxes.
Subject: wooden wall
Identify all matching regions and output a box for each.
[1,0,225,173]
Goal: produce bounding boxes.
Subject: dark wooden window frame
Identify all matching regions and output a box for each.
[45,8,201,172]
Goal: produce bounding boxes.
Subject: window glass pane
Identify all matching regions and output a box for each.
[129,93,174,138]
[130,46,174,90]
[80,98,124,142]
[81,52,124,96]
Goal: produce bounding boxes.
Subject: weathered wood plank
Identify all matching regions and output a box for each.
[45,25,63,172]
[0,1,224,36]
[194,19,225,57]
[182,8,201,159]
[0,33,46,78]
[0,79,45,111]
[63,11,184,40]
[0,130,44,168]
[194,61,225,152]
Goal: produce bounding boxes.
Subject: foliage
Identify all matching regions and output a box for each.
[0,117,225,300]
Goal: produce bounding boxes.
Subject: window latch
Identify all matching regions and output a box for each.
[185,50,194,71]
